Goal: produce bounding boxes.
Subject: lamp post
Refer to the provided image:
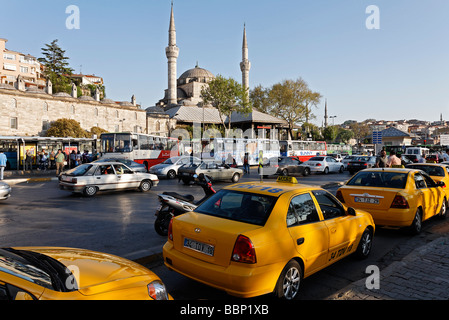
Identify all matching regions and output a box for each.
[330,116,337,126]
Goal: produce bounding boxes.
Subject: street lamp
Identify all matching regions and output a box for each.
[329,116,337,126]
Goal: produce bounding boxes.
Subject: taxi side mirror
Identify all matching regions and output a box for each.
[347,207,356,216]
[437,181,445,188]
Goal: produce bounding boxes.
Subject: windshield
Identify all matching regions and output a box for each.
[407,165,445,177]
[64,164,94,176]
[308,157,324,161]
[162,157,179,164]
[195,190,277,226]
[102,133,132,153]
[347,171,408,189]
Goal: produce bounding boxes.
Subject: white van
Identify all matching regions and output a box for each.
[404,147,429,162]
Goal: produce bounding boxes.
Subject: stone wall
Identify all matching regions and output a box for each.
[0,86,147,136]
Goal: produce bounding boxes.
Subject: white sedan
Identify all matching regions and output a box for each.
[304,156,344,174]
[59,162,159,197]
[0,181,11,201]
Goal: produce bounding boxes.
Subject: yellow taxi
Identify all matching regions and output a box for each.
[336,168,446,235]
[0,247,172,300]
[162,176,375,299]
[405,163,449,206]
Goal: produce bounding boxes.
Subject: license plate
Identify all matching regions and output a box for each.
[355,197,379,204]
[182,172,190,176]
[184,238,214,256]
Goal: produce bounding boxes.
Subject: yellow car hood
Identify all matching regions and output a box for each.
[18,247,157,296]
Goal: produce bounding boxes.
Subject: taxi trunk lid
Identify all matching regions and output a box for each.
[171,212,261,267]
[339,186,400,210]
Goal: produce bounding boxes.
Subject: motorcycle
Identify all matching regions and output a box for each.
[154,174,216,236]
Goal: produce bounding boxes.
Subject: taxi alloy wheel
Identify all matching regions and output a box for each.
[275,260,302,300]
[410,208,422,235]
[356,228,373,259]
[139,180,152,192]
[439,198,447,219]
[83,186,97,197]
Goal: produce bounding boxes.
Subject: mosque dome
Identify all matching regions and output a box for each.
[178,65,215,85]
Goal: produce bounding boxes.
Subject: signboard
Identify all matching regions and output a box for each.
[372,131,382,144]
[440,134,449,146]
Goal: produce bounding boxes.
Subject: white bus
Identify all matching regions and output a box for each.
[100,132,179,170]
[198,138,280,166]
[280,140,327,162]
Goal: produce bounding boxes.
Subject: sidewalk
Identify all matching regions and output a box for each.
[327,235,449,300]
[2,169,59,185]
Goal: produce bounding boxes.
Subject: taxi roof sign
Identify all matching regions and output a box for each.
[276,176,298,184]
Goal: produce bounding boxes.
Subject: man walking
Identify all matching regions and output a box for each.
[0,151,7,180]
[55,149,66,176]
[375,150,388,168]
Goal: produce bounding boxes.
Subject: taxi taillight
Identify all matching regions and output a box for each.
[336,190,345,203]
[391,195,409,209]
[231,235,256,264]
[168,219,173,241]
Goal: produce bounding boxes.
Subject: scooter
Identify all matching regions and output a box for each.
[154,174,216,236]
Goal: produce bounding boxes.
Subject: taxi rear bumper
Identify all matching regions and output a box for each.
[162,241,284,298]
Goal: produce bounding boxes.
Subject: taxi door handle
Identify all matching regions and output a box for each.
[297,238,304,245]
[330,227,337,234]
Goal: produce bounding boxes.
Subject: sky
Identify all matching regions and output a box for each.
[1,0,449,126]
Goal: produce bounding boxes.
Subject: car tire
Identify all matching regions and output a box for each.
[139,179,152,192]
[324,167,329,174]
[167,170,176,179]
[355,228,373,259]
[83,186,98,197]
[439,198,447,219]
[274,260,302,300]
[409,208,423,235]
[231,173,240,183]
[303,167,310,177]
[339,166,344,173]
[282,169,288,176]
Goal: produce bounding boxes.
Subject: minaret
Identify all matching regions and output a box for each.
[324,99,328,127]
[165,2,179,106]
[240,24,251,99]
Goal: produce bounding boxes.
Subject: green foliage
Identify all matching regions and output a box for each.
[201,75,252,136]
[46,118,89,138]
[38,40,74,93]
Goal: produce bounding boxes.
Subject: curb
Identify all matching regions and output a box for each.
[5,177,58,185]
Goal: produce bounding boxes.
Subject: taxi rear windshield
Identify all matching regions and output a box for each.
[195,190,277,226]
[407,165,445,177]
[347,171,408,189]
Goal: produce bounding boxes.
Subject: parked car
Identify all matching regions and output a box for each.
[149,156,201,179]
[336,168,446,234]
[0,246,171,300]
[59,162,159,197]
[0,181,11,201]
[178,161,243,184]
[406,163,449,204]
[94,158,147,173]
[303,156,344,174]
[261,156,310,177]
[347,156,377,175]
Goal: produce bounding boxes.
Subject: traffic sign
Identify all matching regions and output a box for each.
[372,131,382,144]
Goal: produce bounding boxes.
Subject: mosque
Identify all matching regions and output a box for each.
[146,4,287,138]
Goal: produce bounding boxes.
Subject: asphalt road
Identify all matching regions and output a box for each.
[2,170,447,300]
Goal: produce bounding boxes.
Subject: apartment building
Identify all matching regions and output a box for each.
[0,38,44,90]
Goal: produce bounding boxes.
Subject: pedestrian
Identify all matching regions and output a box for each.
[419,152,426,163]
[387,151,402,167]
[25,149,34,171]
[69,150,76,168]
[75,150,82,166]
[0,151,7,180]
[82,150,90,164]
[39,152,48,170]
[243,152,250,174]
[443,149,449,162]
[55,149,65,176]
[375,150,387,168]
[49,149,55,169]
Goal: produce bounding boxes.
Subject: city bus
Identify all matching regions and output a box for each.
[279,140,327,162]
[197,138,280,166]
[100,132,179,170]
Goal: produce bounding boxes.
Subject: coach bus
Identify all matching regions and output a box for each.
[279,140,327,162]
[100,132,179,170]
[197,137,280,166]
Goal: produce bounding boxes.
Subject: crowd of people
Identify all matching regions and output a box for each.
[26,149,96,175]
[375,149,449,168]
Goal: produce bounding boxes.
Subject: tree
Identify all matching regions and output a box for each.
[323,125,339,142]
[200,75,252,136]
[266,78,321,140]
[46,118,89,138]
[249,84,271,114]
[349,122,371,144]
[38,39,74,94]
[337,127,354,143]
